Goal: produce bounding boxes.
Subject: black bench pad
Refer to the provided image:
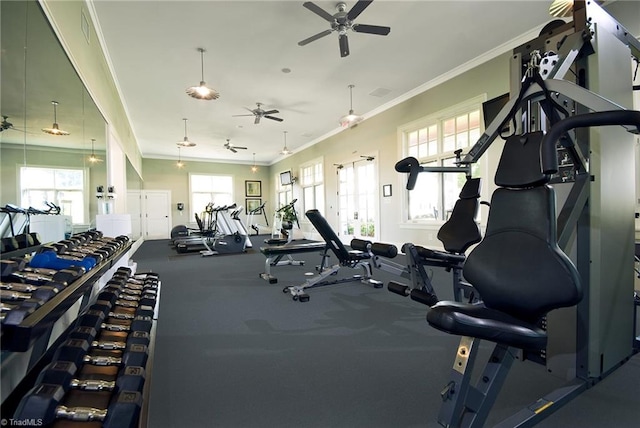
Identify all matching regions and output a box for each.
[260,242,326,256]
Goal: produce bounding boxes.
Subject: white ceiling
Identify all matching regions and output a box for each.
[90,0,559,166]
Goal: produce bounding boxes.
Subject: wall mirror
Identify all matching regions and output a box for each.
[0,0,107,229]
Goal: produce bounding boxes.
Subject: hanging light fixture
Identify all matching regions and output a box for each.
[251,152,258,173]
[549,0,574,17]
[280,131,292,155]
[42,101,70,135]
[339,84,363,128]
[176,146,185,168]
[88,139,102,163]
[186,47,220,100]
[177,118,196,147]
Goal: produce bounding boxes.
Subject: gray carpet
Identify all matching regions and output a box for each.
[133,237,640,427]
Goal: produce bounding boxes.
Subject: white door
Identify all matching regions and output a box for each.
[127,191,142,239]
[143,190,171,240]
[337,158,379,242]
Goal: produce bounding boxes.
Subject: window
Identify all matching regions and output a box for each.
[189,174,233,218]
[300,159,324,217]
[20,166,85,224]
[275,172,294,210]
[401,98,482,222]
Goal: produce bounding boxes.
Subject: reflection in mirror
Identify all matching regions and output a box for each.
[0,0,107,234]
[126,157,143,239]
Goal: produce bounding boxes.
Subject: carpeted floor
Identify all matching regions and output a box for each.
[133,236,640,428]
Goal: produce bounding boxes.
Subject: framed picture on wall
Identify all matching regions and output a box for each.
[246,198,262,214]
[245,180,262,197]
[383,184,392,197]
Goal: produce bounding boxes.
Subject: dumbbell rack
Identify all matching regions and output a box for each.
[1,232,141,420]
[3,267,160,427]
[1,240,132,352]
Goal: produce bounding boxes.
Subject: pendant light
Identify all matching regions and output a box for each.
[176,146,185,168]
[251,152,258,173]
[339,84,363,128]
[549,0,574,17]
[42,101,70,135]
[280,131,291,155]
[186,48,220,100]
[88,139,101,163]
[177,118,196,147]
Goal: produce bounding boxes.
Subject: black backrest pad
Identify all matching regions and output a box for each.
[463,133,582,322]
[437,178,482,254]
[306,209,350,262]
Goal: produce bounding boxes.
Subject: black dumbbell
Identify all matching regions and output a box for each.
[35,360,146,394]
[52,338,149,369]
[14,385,142,428]
[1,298,43,325]
[0,281,62,303]
[67,326,150,348]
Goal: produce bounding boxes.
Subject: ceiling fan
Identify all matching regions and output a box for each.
[233,102,283,124]
[0,115,14,132]
[224,139,247,153]
[298,0,391,58]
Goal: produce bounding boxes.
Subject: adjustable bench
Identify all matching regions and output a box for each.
[283,209,383,302]
[259,241,328,283]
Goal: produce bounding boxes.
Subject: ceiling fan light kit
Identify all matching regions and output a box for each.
[42,101,70,136]
[186,47,220,100]
[298,0,391,58]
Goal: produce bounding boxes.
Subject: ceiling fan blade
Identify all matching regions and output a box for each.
[264,115,284,122]
[339,34,349,57]
[230,148,237,153]
[352,24,390,36]
[232,114,255,117]
[262,109,279,115]
[298,29,333,46]
[235,146,248,150]
[254,116,260,125]
[303,2,335,22]
[347,0,373,21]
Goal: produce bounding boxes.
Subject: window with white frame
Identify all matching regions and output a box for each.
[189,174,233,219]
[20,166,85,224]
[400,98,482,222]
[300,159,324,217]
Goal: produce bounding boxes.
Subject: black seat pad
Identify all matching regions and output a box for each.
[427,301,547,350]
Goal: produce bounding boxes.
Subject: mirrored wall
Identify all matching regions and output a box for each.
[0,0,107,230]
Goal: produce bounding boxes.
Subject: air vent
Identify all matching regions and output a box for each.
[369,87,391,97]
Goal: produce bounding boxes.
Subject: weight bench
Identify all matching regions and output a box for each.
[424,131,583,427]
[387,177,483,305]
[259,241,328,283]
[283,209,383,302]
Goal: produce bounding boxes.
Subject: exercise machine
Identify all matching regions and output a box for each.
[384,176,483,305]
[419,2,640,425]
[283,209,383,302]
[246,201,269,236]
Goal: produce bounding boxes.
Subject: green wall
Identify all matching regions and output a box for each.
[142,158,271,227]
